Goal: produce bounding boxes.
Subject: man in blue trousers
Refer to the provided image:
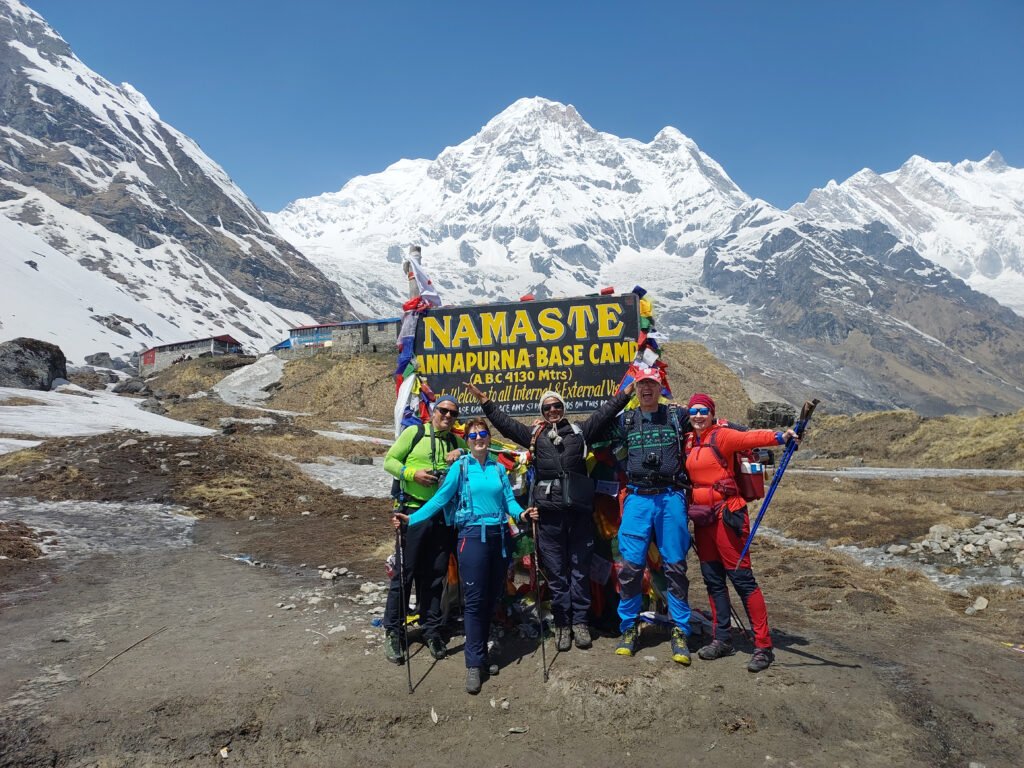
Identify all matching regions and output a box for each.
[614,365,693,664]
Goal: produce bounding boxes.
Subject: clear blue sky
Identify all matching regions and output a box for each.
[28,0,1024,212]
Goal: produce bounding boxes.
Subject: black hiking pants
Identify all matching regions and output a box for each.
[537,501,595,627]
[384,513,453,641]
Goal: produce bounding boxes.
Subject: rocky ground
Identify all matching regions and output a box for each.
[1,352,1022,767]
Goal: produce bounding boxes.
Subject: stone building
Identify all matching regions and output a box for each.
[274,319,400,358]
[139,335,243,375]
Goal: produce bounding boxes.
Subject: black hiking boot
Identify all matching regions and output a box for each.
[426,636,447,660]
[384,630,404,665]
[698,639,736,661]
[465,667,483,695]
[556,626,572,652]
[572,624,592,649]
[747,647,774,673]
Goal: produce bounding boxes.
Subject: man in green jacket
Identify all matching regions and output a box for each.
[382,395,467,663]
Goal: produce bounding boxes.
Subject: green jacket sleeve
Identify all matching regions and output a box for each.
[384,426,417,479]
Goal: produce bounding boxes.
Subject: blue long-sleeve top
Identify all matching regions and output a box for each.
[406,455,524,529]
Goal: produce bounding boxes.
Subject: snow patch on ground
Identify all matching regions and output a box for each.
[0,438,42,455]
[295,457,392,498]
[0,385,213,438]
[212,355,284,407]
[315,430,392,446]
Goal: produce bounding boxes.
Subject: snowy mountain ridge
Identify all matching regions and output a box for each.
[791,151,1024,314]
[270,98,1024,415]
[0,0,353,364]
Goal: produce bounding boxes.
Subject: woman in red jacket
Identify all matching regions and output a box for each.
[683,393,798,673]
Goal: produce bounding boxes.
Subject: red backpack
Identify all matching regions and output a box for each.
[706,425,766,503]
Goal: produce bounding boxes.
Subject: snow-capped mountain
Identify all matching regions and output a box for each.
[270,98,1024,415]
[791,152,1024,315]
[0,0,353,364]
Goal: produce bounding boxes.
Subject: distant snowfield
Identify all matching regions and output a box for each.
[0,385,213,438]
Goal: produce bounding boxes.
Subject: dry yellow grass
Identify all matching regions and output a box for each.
[147,355,256,397]
[268,353,396,426]
[0,396,48,407]
[0,448,44,471]
[185,477,255,504]
[764,474,1022,547]
[808,409,1024,469]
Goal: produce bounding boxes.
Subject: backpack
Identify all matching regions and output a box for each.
[390,423,457,503]
[706,427,765,502]
[443,456,516,535]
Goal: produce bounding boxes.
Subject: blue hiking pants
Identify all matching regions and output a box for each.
[616,490,691,634]
[457,525,510,669]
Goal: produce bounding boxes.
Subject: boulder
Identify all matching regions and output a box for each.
[0,338,67,390]
[83,352,131,371]
[113,378,152,396]
[746,401,797,429]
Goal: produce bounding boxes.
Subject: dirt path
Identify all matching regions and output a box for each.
[2,510,1021,768]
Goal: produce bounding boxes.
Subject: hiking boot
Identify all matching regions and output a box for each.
[572,624,592,649]
[615,626,639,657]
[747,647,774,673]
[426,636,447,660]
[465,667,482,695]
[698,639,736,661]
[556,626,572,652]
[670,628,691,666]
[384,630,404,665]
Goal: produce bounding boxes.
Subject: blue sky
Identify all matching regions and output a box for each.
[28,0,1024,212]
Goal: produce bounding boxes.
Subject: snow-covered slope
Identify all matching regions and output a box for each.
[791,152,1024,315]
[0,0,353,363]
[269,98,1024,415]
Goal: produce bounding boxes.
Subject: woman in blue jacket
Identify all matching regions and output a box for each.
[394,417,538,694]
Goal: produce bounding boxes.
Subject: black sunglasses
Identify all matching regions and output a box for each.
[436,406,458,417]
[541,402,563,413]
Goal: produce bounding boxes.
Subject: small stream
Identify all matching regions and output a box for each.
[1,497,195,560]
[760,528,1021,592]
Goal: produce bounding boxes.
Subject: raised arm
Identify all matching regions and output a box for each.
[579,384,634,442]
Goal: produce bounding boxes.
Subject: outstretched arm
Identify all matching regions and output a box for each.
[580,383,634,442]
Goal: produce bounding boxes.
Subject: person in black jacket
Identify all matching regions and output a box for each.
[465,380,633,652]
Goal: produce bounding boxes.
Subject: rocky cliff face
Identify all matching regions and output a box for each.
[270,98,1024,415]
[0,0,353,362]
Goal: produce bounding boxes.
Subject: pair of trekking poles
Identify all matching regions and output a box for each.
[392,483,551,693]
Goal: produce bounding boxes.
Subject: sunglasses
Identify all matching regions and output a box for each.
[688,407,711,416]
[467,429,490,440]
[436,406,459,417]
[541,402,563,413]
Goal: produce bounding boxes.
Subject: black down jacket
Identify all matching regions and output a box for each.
[482,388,631,508]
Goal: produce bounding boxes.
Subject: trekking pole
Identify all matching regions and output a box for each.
[531,518,549,682]
[738,399,820,562]
[395,526,413,694]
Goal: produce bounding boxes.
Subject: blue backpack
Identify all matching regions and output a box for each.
[442,456,515,533]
